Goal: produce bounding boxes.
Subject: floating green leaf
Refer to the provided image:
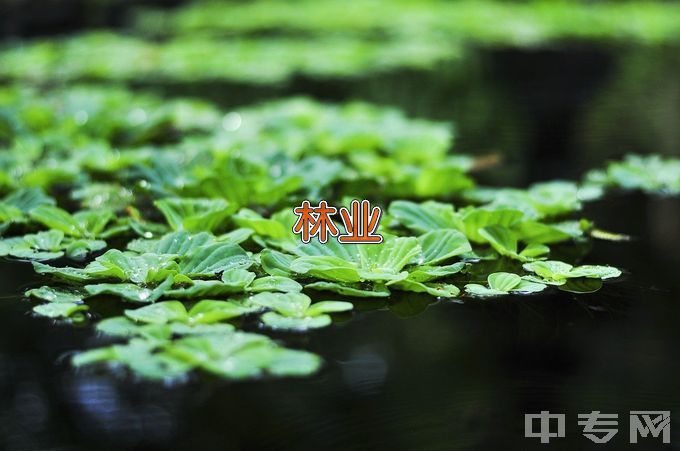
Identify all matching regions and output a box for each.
[178,242,252,277]
[248,276,302,293]
[155,198,234,232]
[0,76,651,383]
[465,271,546,297]
[417,229,471,265]
[305,281,391,298]
[84,250,179,284]
[251,292,352,331]
[26,286,83,303]
[128,231,214,255]
[523,260,622,285]
[0,230,105,261]
[33,302,88,319]
[388,200,457,233]
[479,225,549,262]
[84,278,172,303]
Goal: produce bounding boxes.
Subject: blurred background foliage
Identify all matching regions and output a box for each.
[0,1,679,449]
[0,1,678,190]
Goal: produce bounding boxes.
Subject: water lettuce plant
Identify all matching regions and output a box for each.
[2,83,676,382]
[3,1,680,86]
[0,33,457,85]
[251,292,353,331]
[0,0,680,86]
[465,272,546,297]
[26,286,88,319]
[522,261,622,286]
[584,154,680,196]
[134,0,680,45]
[73,331,321,381]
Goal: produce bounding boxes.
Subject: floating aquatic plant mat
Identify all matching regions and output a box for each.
[135,0,680,44]
[2,1,680,85]
[1,85,678,381]
[0,33,458,85]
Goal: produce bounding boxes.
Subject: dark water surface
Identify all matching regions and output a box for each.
[1,45,679,450]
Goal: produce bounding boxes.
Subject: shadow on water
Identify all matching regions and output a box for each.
[0,44,679,450]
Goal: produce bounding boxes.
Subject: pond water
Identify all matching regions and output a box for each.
[1,44,679,450]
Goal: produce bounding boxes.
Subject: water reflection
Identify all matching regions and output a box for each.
[340,346,389,394]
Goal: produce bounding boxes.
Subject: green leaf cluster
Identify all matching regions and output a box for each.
[0,84,658,382]
[3,1,680,86]
[134,0,680,46]
[584,154,680,196]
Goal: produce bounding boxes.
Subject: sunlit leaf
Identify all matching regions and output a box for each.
[261,312,331,330]
[305,281,391,298]
[188,300,257,324]
[251,292,352,330]
[290,256,361,283]
[417,229,471,265]
[155,197,234,232]
[388,200,457,233]
[125,301,189,324]
[32,261,93,282]
[393,279,460,297]
[29,205,87,237]
[248,276,302,293]
[33,302,88,318]
[465,271,546,297]
[178,242,252,277]
[128,231,214,254]
[405,262,466,283]
[305,300,353,316]
[26,286,83,303]
[523,260,621,283]
[84,279,171,303]
[487,272,521,291]
[458,208,524,243]
[259,248,296,277]
[233,208,288,238]
[85,249,179,283]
